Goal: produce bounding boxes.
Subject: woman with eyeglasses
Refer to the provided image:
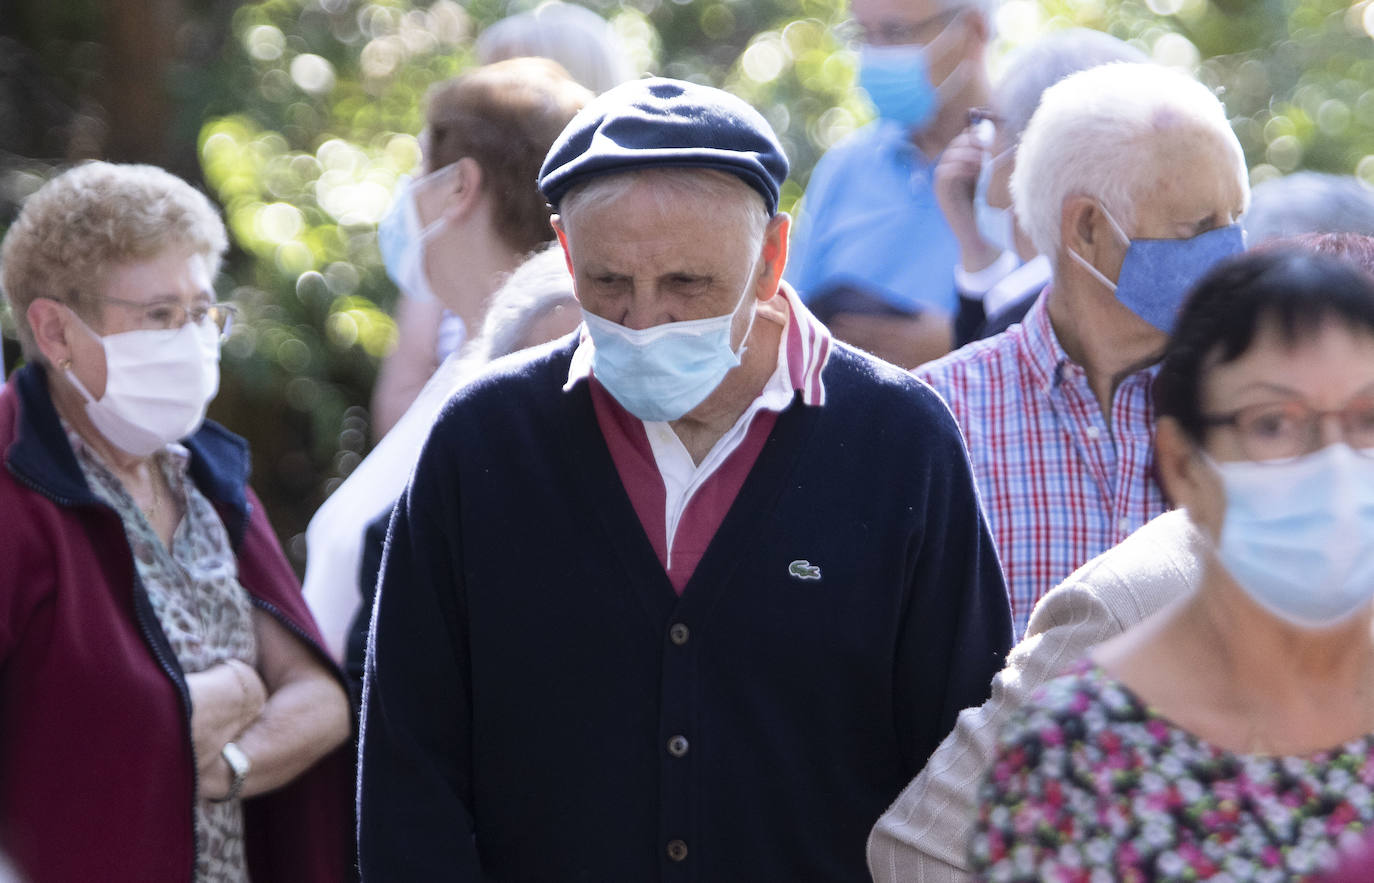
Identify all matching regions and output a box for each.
[970,247,1374,880]
[0,162,350,882]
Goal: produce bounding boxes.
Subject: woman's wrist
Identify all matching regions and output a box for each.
[222,658,260,727]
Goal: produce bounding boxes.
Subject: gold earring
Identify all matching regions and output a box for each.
[57,358,72,371]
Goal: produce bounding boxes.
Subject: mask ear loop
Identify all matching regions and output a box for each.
[53,304,107,406]
[1067,200,1133,293]
[410,162,465,246]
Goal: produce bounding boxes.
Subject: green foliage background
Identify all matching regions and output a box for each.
[8,0,1374,566]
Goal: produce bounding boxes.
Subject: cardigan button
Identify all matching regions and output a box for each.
[666,839,689,862]
[667,735,689,757]
[669,623,690,645]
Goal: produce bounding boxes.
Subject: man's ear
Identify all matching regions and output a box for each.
[550,214,578,302]
[27,298,76,367]
[1061,195,1124,281]
[754,212,791,301]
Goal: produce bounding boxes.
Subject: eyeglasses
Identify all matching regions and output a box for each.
[1201,397,1374,463]
[76,294,238,337]
[837,6,964,47]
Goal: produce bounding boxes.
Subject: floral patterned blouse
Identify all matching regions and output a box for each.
[71,431,258,883]
[971,664,1374,882]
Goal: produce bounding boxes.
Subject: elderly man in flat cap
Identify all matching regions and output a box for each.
[357,77,1012,881]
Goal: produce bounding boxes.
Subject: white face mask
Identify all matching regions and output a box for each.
[66,320,222,457]
[974,148,1017,255]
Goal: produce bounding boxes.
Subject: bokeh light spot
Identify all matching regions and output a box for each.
[246,25,286,61]
[290,54,337,95]
[257,202,305,243]
[1152,32,1199,69]
[1265,135,1303,172]
[1145,0,1185,14]
[742,38,786,84]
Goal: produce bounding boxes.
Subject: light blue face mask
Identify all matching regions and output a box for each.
[376,165,458,304]
[858,44,939,132]
[582,301,748,423]
[1068,203,1246,333]
[974,150,1017,255]
[1210,443,1374,629]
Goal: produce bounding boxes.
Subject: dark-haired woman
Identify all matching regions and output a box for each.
[972,247,1374,880]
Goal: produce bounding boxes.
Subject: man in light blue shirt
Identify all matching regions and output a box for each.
[788,0,993,367]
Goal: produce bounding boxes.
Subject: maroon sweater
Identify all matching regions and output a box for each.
[0,365,352,882]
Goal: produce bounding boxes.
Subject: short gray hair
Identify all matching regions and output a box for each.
[0,161,227,361]
[992,29,1148,146]
[558,167,770,258]
[475,1,634,95]
[466,242,577,366]
[1010,62,1247,259]
[1245,172,1374,244]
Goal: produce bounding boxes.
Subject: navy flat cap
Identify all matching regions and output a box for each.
[538,77,789,215]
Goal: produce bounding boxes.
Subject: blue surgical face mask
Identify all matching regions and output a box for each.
[858,44,939,131]
[582,293,752,423]
[1068,203,1245,333]
[1209,443,1374,629]
[377,166,455,304]
[974,149,1017,255]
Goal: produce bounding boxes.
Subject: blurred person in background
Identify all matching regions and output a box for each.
[972,247,1374,879]
[917,62,1249,638]
[934,29,1147,347]
[0,162,350,882]
[872,232,1374,882]
[358,77,1011,881]
[787,0,994,368]
[307,58,590,656]
[371,7,629,439]
[311,242,579,673]
[1245,170,1374,245]
[341,243,579,699]
[476,0,635,94]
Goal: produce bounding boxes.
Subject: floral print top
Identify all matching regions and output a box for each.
[70,431,258,883]
[971,664,1374,882]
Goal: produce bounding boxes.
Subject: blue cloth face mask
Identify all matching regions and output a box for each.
[582,295,750,423]
[1209,443,1374,629]
[1068,203,1245,333]
[858,44,939,131]
[974,149,1017,255]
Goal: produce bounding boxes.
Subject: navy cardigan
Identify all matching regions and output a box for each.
[358,337,1012,882]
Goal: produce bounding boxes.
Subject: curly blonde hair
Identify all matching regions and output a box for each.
[0,161,228,360]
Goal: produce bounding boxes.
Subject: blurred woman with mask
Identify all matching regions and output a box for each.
[0,162,351,881]
[370,24,619,439]
[310,60,589,657]
[972,248,1374,879]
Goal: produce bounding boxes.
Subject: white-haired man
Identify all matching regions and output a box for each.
[935,28,1148,345]
[917,61,1248,639]
[788,0,994,368]
[357,77,1012,882]
[870,64,1248,880]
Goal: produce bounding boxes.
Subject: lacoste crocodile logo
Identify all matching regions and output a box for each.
[788,559,822,581]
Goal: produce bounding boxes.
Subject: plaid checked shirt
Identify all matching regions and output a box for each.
[916,292,1167,637]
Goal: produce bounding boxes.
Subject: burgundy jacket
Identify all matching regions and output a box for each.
[0,365,353,882]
